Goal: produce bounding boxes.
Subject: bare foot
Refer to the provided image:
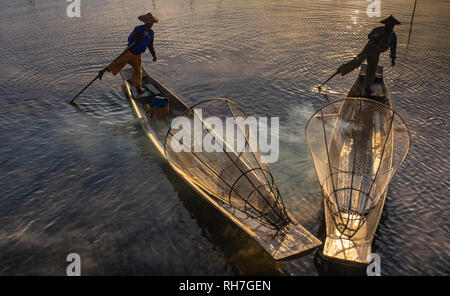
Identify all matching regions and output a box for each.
[136,86,145,94]
[98,69,106,80]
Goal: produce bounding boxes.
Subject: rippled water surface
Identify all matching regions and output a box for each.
[0,0,448,275]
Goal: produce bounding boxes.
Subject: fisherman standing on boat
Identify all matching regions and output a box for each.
[337,15,401,97]
[98,12,159,94]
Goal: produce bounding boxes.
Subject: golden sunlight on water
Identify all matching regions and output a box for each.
[0,0,448,275]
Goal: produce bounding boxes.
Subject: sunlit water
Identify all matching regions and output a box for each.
[0,0,448,275]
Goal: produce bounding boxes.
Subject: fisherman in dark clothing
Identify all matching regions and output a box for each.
[98,12,159,94]
[337,15,401,97]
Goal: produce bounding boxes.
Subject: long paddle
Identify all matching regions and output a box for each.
[405,0,418,58]
[69,42,136,104]
[318,70,339,91]
[314,70,339,102]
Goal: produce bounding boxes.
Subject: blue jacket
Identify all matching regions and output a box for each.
[368,27,397,59]
[128,25,155,56]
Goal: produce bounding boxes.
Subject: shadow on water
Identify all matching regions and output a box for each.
[133,136,286,275]
[314,251,368,276]
[312,216,368,276]
[70,89,302,275]
[68,97,287,275]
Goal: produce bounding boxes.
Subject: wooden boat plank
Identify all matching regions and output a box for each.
[347,64,390,106]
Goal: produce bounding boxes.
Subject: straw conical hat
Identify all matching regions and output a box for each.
[138,12,159,24]
[380,15,401,25]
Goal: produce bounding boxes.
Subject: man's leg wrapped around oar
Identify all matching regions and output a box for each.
[127,53,142,88]
[337,46,369,76]
[99,50,143,91]
[364,49,380,95]
[337,45,381,96]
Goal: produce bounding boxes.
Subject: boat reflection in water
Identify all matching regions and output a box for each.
[306,65,410,263]
[314,249,368,275]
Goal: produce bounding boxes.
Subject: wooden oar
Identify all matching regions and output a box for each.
[407,0,418,48]
[314,70,339,102]
[405,0,418,58]
[318,70,339,91]
[69,42,136,104]
[69,74,100,105]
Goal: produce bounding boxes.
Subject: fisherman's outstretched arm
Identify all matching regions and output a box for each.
[389,33,397,59]
[148,36,157,61]
[390,33,397,66]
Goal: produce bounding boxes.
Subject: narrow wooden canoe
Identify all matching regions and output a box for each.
[120,67,321,260]
[306,64,410,264]
[347,64,391,106]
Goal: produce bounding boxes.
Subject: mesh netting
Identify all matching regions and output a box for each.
[164,98,290,230]
[306,98,410,238]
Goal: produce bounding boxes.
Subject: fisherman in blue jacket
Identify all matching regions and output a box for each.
[338,15,400,97]
[98,12,158,94]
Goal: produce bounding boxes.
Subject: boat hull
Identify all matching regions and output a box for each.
[120,67,321,260]
[323,64,393,264]
[305,62,413,264]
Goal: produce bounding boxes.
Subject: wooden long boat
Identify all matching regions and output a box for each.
[120,66,321,260]
[306,64,410,264]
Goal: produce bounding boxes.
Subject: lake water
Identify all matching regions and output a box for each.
[0,0,448,275]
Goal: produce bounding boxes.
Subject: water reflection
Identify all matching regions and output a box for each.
[314,251,367,276]
[157,154,286,275]
[0,0,448,275]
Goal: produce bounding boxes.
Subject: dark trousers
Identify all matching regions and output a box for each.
[338,46,380,91]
